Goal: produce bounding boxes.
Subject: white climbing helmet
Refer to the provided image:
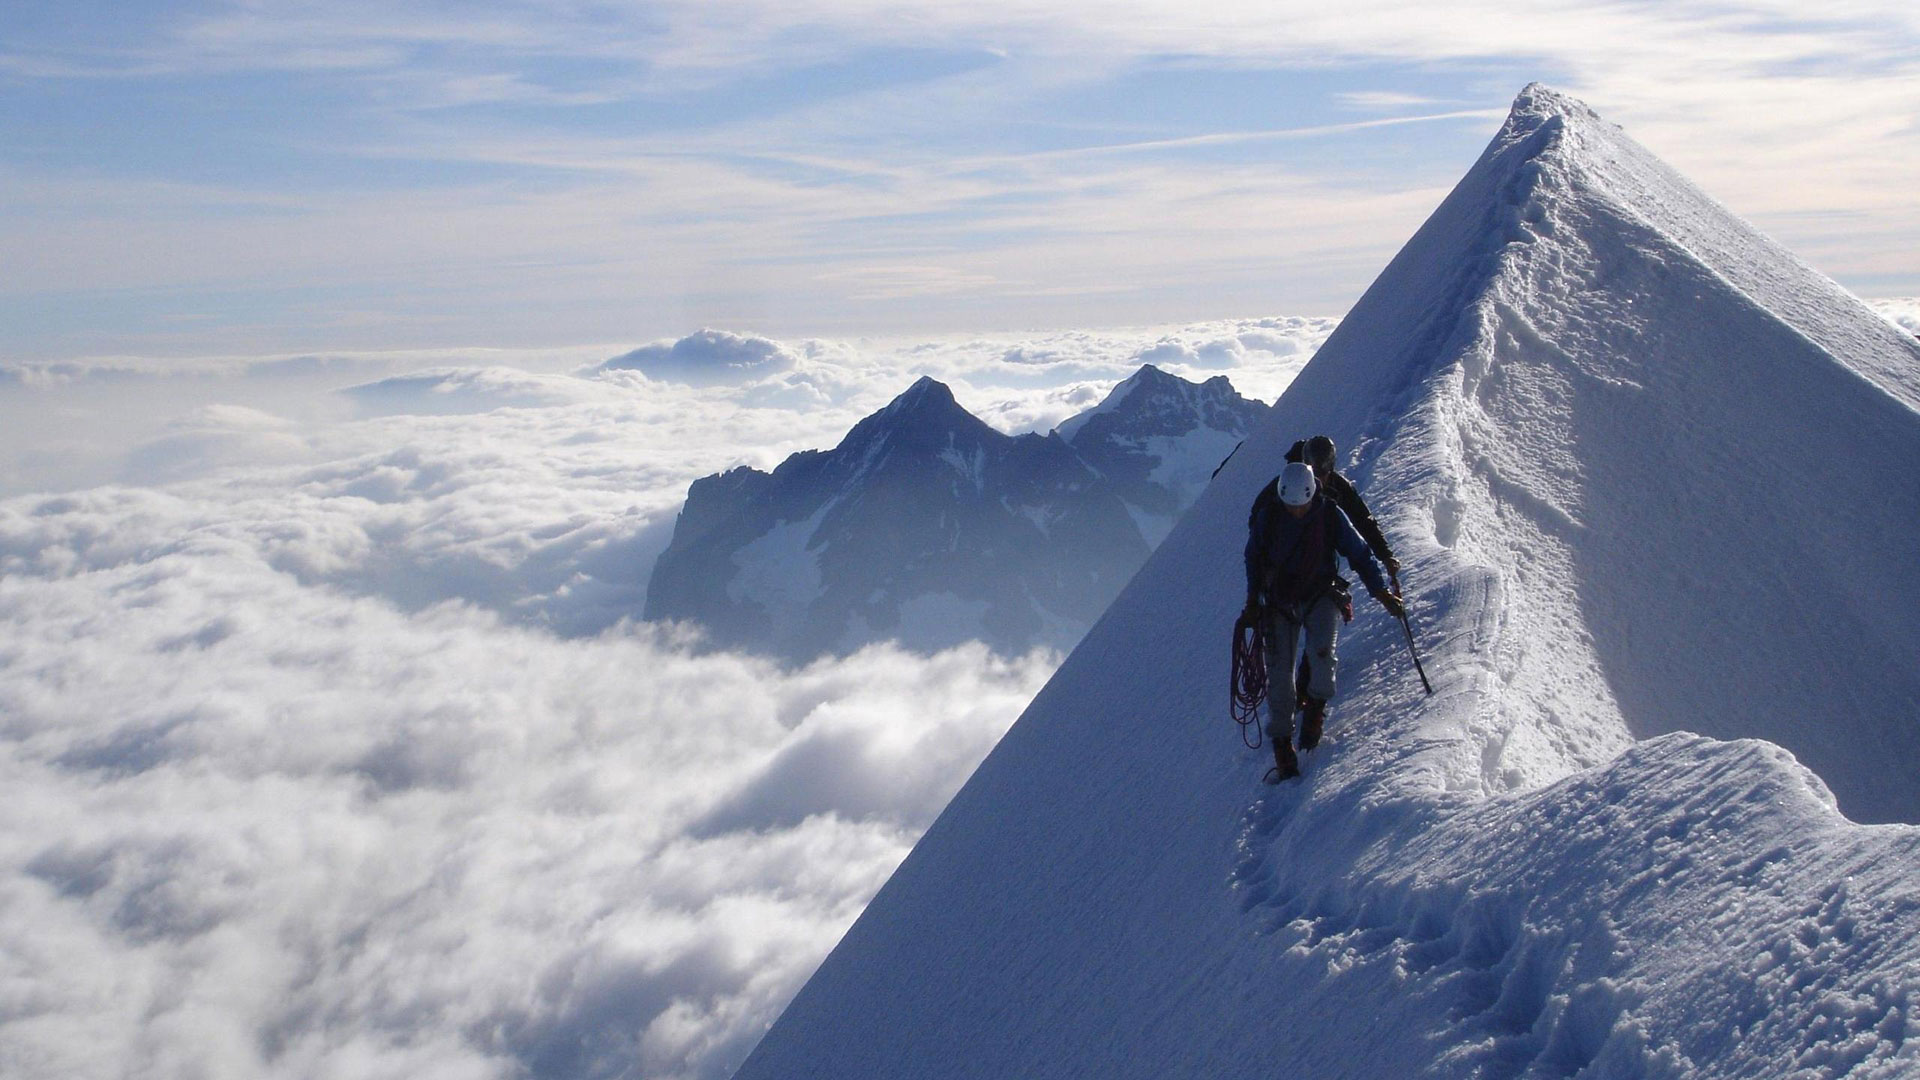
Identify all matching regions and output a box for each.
[1277,461,1317,507]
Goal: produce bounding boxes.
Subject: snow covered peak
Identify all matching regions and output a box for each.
[869,375,976,429]
[1056,363,1262,445]
[1118,362,1182,390]
[1051,364,1270,545]
[1508,81,1597,126]
[1276,82,1920,818]
[831,376,996,462]
[1053,365,1156,442]
[894,373,954,408]
[647,371,1157,660]
[734,85,1920,1079]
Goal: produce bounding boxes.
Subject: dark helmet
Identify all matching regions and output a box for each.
[1304,435,1336,472]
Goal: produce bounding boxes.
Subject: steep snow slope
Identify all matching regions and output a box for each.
[731,86,1920,1079]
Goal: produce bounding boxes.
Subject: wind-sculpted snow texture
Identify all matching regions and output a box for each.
[733,86,1920,1079]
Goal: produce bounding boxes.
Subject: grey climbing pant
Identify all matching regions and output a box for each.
[1262,594,1341,740]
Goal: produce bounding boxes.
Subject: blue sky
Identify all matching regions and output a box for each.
[3,0,1916,362]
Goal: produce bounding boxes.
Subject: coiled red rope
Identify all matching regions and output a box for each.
[1230,610,1268,749]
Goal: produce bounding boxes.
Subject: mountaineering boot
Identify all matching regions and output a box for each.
[1299,698,1327,751]
[1266,736,1300,783]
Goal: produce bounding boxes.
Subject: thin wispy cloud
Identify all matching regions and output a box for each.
[2,1,1914,367]
[935,108,1510,165]
[1336,90,1449,109]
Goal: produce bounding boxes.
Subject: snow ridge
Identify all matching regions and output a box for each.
[732,85,1920,1079]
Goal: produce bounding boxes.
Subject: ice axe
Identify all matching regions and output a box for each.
[1398,609,1433,696]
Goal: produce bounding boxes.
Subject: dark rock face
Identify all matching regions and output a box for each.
[646,369,1269,661]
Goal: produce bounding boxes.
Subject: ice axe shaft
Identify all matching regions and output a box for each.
[1399,611,1434,696]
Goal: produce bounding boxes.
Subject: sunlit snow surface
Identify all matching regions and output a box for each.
[734,86,1920,1079]
[0,320,1328,1078]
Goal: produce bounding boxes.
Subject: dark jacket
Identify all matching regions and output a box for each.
[1285,439,1394,566]
[1245,482,1389,609]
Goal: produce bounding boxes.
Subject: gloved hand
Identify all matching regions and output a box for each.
[1384,556,1402,596]
[1374,590,1406,620]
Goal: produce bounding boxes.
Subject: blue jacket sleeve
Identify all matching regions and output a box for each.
[1331,505,1389,596]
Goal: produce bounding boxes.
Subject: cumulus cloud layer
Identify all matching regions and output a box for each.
[341,366,608,416]
[0,505,1053,1077]
[0,318,1331,1078]
[1870,297,1920,337]
[0,317,1333,502]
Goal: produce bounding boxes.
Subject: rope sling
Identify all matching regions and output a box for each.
[1230,610,1268,749]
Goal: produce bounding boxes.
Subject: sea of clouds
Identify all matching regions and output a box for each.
[0,317,1332,1079]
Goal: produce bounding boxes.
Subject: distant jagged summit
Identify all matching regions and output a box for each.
[883,374,965,415]
[1058,364,1270,545]
[861,375,977,431]
[646,368,1269,661]
[734,85,1920,1079]
[831,375,1000,470]
[1057,364,1249,442]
